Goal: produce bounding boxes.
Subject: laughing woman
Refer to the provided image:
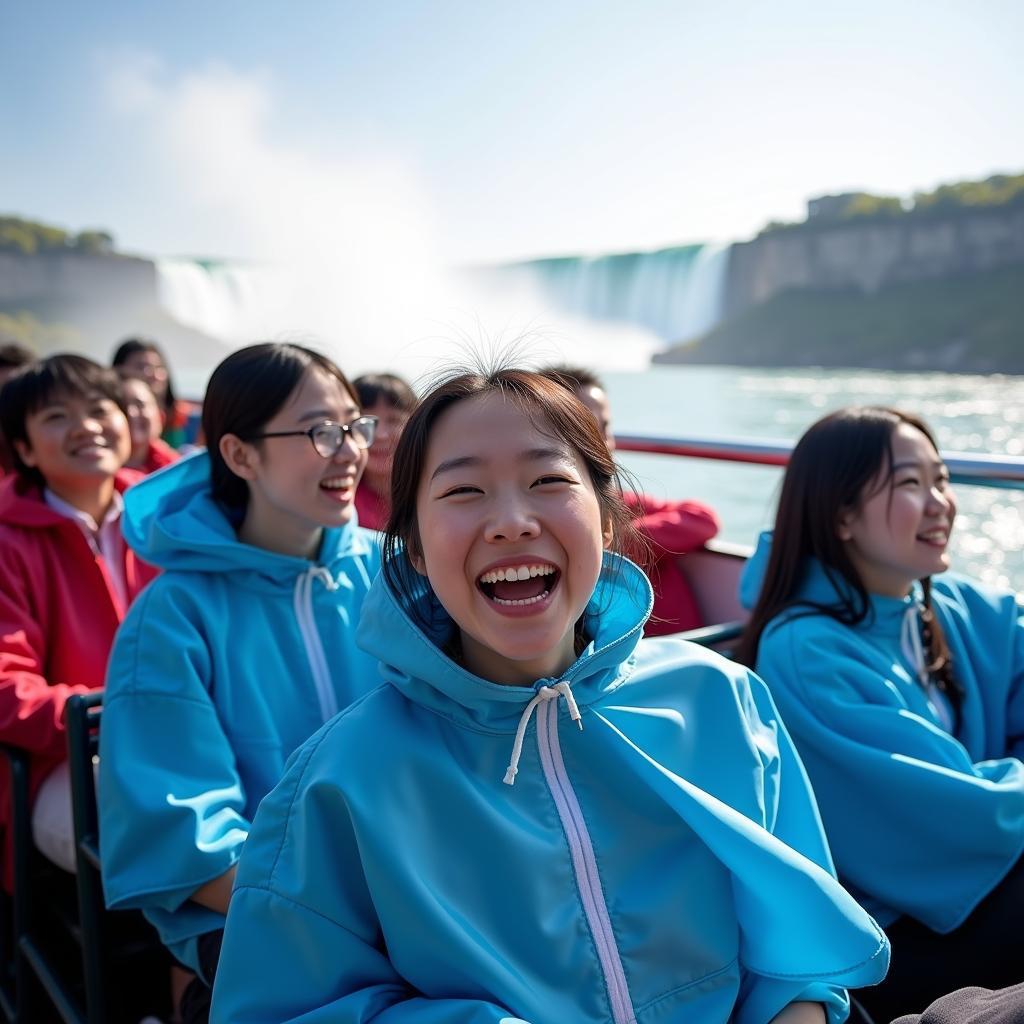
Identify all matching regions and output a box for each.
[210,368,888,1024]
[737,407,1024,1022]
[99,343,383,1022]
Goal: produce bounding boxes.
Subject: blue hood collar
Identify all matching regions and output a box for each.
[738,530,775,612]
[740,529,922,631]
[357,551,654,732]
[123,451,374,583]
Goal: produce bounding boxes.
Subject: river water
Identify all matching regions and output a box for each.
[158,249,1022,594]
[178,357,1023,595]
[602,365,1024,596]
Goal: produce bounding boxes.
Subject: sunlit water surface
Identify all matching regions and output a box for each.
[604,366,1024,597]
[178,360,1022,596]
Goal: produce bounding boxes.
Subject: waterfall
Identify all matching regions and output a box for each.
[477,243,730,343]
[155,258,295,342]
[153,245,729,379]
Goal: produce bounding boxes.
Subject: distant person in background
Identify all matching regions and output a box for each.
[112,337,200,449]
[0,354,156,879]
[352,372,417,531]
[120,376,179,474]
[0,342,36,475]
[542,365,720,634]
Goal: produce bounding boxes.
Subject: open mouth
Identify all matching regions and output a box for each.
[477,563,559,607]
[916,528,949,546]
[72,442,109,457]
[320,476,354,492]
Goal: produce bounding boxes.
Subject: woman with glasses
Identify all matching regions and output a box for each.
[99,343,382,1024]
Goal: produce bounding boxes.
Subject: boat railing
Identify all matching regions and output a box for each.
[614,432,1024,645]
[615,433,1024,490]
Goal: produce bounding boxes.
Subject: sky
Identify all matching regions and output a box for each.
[2,0,1022,267]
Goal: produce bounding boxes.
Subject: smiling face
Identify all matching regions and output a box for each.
[412,392,607,686]
[15,388,130,507]
[121,377,164,466]
[838,422,957,597]
[233,367,368,559]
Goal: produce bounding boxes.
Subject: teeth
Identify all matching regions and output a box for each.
[321,478,353,490]
[478,564,556,584]
[492,592,548,607]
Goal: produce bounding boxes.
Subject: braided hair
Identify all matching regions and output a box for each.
[918,576,964,723]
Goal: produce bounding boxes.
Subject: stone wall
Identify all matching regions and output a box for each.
[0,251,158,306]
[723,206,1024,315]
[0,251,226,369]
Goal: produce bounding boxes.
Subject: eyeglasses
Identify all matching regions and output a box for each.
[250,416,378,458]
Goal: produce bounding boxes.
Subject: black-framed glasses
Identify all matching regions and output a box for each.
[250,416,378,458]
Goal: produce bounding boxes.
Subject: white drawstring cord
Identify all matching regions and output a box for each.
[503,681,582,786]
[309,565,340,592]
[293,566,342,722]
[899,602,929,685]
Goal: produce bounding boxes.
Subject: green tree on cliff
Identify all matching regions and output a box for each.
[914,173,1024,212]
[761,171,1024,235]
[0,216,116,255]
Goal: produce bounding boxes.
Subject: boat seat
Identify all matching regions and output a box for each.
[0,741,82,1023]
[65,692,169,1024]
[674,619,745,656]
[667,540,749,656]
[0,695,170,1024]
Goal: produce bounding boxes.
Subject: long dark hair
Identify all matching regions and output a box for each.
[381,367,637,629]
[736,406,961,717]
[202,342,357,511]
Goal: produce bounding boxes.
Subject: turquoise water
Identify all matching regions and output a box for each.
[481,243,728,342]
[604,365,1024,596]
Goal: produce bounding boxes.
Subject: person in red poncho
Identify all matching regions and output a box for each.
[541,365,720,635]
[352,372,417,531]
[0,354,157,883]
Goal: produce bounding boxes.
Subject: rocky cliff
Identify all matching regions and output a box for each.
[0,251,225,367]
[0,251,157,306]
[723,205,1024,316]
[654,262,1024,374]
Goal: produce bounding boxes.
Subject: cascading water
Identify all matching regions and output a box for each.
[154,243,730,381]
[155,258,295,343]
[474,242,730,344]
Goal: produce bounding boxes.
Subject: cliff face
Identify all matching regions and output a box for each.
[0,251,226,369]
[654,262,1024,374]
[0,251,158,306]
[723,206,1024,315]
